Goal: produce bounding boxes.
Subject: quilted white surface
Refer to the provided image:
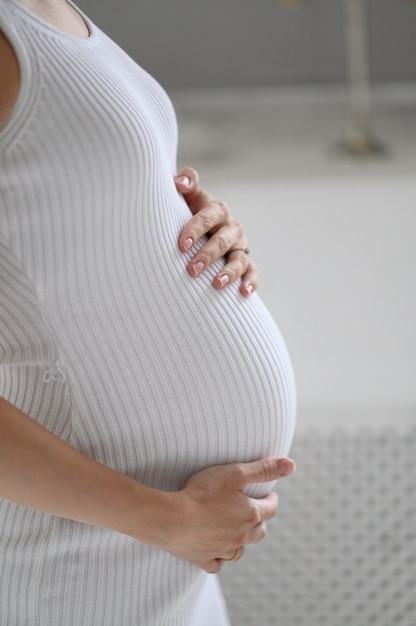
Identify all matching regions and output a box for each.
[220,425,416,626]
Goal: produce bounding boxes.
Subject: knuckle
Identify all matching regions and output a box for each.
[248,508,262,527]
[216,234,229,255]
[258,523,267,541]
[217,200,228,212]
[217,200,230,218]
[196,212,211,231]
[259,458,275,482]
[234,463,246,483]
[234,220,244,236]
[233,535,246,549]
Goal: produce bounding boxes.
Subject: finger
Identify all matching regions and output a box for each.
[231,457,296,490]
[213,249,251,290]
[249,492,279,525]
[179,202,229,255]
[174,167,200,196]
[219,546,245,562]
[175,167,212,222]
[239,260,259,298]
[242,522,268,545]
[187,223,245,278]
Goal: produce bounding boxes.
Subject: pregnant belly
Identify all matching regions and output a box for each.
[65,257,296,500]
[57,190,296,498]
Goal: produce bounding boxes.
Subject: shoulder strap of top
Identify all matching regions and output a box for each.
[1,0,97,42]
[0,2,36,149]
[0,1,99,150]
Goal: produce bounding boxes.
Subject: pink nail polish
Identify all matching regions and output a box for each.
[175,175,191,187]
[184,237,193,252]
[192,261,205,276]
[218,274,230,288]
[245,283,253,296]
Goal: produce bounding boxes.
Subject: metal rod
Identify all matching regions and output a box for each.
[342,0,384,155]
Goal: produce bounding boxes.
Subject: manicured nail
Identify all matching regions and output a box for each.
[175,175,191,187]
[277,459,295,476]
[192,260,205,276]
[183,237,193,252]
[217,274,230,288]
[244,283,253,296]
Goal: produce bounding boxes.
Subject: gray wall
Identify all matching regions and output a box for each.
[78,0,416,89]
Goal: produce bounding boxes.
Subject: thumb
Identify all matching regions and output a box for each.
[231,457,296,489]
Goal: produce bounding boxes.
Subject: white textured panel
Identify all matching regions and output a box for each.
[220,426,416,625]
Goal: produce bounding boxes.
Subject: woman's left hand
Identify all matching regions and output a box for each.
[175,167,259,298]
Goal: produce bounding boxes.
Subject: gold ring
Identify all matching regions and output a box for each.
[229,247,250,255]
[222,548,240,562]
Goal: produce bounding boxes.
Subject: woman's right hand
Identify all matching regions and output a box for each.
[160,457,296,573]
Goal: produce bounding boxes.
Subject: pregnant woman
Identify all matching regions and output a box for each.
[0,1,297,624]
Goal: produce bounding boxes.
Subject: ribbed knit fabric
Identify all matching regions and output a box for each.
[0,1,296,624]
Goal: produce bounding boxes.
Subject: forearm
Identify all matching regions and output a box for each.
[0,397,295,574]
[0,397,169,544]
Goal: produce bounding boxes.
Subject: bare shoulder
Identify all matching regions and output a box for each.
[0,30,20,131]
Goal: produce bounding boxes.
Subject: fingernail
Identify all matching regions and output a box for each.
[175,175,191,187]
[192,260,205,276]
[244,283,253,296]
[217,274,230,288]
[183,237,193,252]
[277,459,295,476]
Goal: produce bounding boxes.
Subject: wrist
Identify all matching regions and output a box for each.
[114,480,181,549]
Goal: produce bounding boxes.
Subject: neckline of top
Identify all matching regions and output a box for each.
[6,0,99,45]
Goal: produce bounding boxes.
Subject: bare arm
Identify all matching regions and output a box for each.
[0,397,166,542]
[0,397,295,572]
[6,1,89,38]
[0,30,20,131]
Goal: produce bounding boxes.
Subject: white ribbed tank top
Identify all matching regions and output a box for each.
[0,1,296,624]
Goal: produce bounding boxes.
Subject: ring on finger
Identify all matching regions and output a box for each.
[222,547,241,562]
[228,247,251,255]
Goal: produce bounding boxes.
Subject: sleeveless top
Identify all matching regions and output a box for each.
[0,1,296,624]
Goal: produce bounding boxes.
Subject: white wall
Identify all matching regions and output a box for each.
[210,179,416,420]
[174,85,416,424]
[78,0,416,88]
